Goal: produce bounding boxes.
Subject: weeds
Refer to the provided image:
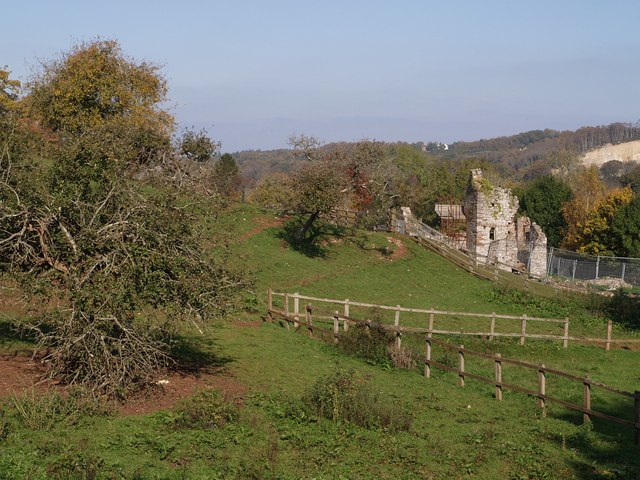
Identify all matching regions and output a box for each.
[11,388,110,430]
[304,369,412,431]
[387,345,417,369]
[483,286,608,328]
[173,388,238,429]
[0,410,8,441]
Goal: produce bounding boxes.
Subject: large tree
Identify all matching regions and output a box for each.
[519,175,573,247]
[1,42,243,397]
[611,194,640,257]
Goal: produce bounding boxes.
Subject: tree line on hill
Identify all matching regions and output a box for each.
[248,135,640,258]
[235,122,640,187]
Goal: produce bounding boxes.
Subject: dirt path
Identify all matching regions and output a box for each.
[237,216,284,242]
[386,236,409,260]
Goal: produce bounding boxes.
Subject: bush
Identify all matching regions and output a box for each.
[304,369,412,431]
[173,389,237,429]
[11,388,110,430]
[337,324,394,366]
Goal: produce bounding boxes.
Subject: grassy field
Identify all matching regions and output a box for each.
[0,203,639,479]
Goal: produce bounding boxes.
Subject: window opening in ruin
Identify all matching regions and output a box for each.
[489,227,495,241]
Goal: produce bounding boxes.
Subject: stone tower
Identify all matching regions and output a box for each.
[464,169,519,264]
[464,169,548,276]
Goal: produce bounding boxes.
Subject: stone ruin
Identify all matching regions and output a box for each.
[464,169,547,277]
[392,169,549,277]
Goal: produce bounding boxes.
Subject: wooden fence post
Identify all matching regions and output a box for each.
[428,310,434,337]
[394,305,401,349]
[520,315,527,345]
[343,299,350,332]
[306,304,313,337]
[459,345,465,387]
[606,320,613,351]
[293,292,300,328]
[333,311,340,345]
[583,376,591,423]
[284,293,290,329]
[267,289,273,322]
[425,336,432,378]
[495,353,503,401]
[490,312,496,341]
[538,364,546,413]
[634,391,640,445]
[563,318,569,348]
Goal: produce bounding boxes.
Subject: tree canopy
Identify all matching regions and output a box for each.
[26,40,174,164]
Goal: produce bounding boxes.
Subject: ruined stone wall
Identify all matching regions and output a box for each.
[514,217,549,276]
[465,169,548,276]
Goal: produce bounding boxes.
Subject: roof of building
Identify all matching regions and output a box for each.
[434,204,466,221]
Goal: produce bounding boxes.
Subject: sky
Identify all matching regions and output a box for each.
[3,1,640,152]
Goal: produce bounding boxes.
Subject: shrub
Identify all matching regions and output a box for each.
[337,324,394,366]
[303,369,412,431]
[173,389,237,429]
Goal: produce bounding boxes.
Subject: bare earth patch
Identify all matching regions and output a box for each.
[386,236,409,260]
[119,369,247,416]
[0,354,248,415]
[0,354,47,396]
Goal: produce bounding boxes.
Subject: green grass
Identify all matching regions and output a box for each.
[1,203,639,479]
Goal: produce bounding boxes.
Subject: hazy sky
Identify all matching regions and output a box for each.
[3,1,640,152]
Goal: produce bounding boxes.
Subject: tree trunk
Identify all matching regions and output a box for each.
[296,211,320,242]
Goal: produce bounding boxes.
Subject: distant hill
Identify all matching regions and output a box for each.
[441,122,640,177]
[233,122,640,186]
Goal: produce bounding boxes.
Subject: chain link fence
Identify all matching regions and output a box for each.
[547,247,640,287]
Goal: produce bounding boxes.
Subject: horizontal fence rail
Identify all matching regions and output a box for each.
[267,290,640,350]
[265,289,640,445]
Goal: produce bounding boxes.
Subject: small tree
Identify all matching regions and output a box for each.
[577,187,633,255]
[289,157,349,241]
[213,153,241,198]
[248,173,293,210]
[179,127,220,163]
[561,166,606,250]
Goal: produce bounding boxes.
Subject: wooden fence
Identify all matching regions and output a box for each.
[423,337,640,445]
[267,290,639,350]
[266,290,640,445]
